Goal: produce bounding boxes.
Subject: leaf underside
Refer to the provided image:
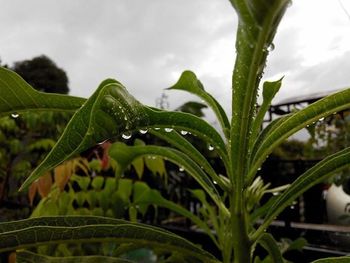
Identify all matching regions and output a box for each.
[0,216,218,263]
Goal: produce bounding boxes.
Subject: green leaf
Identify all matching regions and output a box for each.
[144,155,166,177]
[190,189,220,238]
[132,181,151,216]
[286,237,307,252]
[28,139,56,151]
[167,70,230,138]
[176,101,208,117]
[250,78,282,150]
[20,79,226,191]
[311,257,350,263]
[117,179,133,204]
[252,146,350,240]
[91,176,105,190]
[135,187,219,248]
[71,175,91,191]
[131,157,144,179]
[0,67,85,117]
[256,233,283,263]
[19,79,120,190]
[16,251,134,263]
[0,216,218,263]
[150,129,229,190]
[144,108,227,160]
[104,177,118,195]
[249,88,350,181]
[109,142,229,217]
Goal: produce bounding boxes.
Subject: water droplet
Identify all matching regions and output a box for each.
[154,127,160,130]
[164,128,173,132]
[319,117,325,121]
[273,192,280,196]
[290,205,295,210]
[11,113,19,118]
[179,167,184,172]
[268,43,275,52]
[124,115,128,121]
[180,130,188,135]
[208,145,214,151]
[213,180,218,185]
[257,167,261,171]
[98,140,107,145]
[122,132,132,140]
[139,128,148,134]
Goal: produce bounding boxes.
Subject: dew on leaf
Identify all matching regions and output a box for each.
[139,128,148,134]
[164,128,173,132]
[98,140,108,145]
[180,130,188,135]
[122,132,132,140]
[208,145,214,151]
[11,113,19,118]
[179,167,184,172]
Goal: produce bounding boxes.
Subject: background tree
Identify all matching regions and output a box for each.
[12,55,69,94]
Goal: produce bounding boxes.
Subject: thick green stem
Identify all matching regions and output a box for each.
[231,197,251,263]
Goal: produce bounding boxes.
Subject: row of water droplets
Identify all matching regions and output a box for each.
[120,127,215,151]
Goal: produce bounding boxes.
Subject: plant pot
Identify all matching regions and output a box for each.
[326,183,350,246]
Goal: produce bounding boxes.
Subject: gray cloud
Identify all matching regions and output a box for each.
[1,0,350,122]
[1,0,237,110]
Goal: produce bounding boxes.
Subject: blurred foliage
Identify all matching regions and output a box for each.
[270,111,350,185]
[176,101,207,118]
[0,112,72,220]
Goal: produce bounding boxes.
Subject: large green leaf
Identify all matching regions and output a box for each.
[16,251,133,263]
[109,142,229,217]
[252,147,350,241]
[0,67,85,116]
[167,70,230,138]
[19,79,226,191]
[249,88,350,181]
[0,216,218,263]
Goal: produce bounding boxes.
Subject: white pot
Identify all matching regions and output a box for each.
[326,184,350,245]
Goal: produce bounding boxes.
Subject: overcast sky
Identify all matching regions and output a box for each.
[1,0,350,118]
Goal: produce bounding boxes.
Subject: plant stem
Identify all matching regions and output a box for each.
[231,196,251,263]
